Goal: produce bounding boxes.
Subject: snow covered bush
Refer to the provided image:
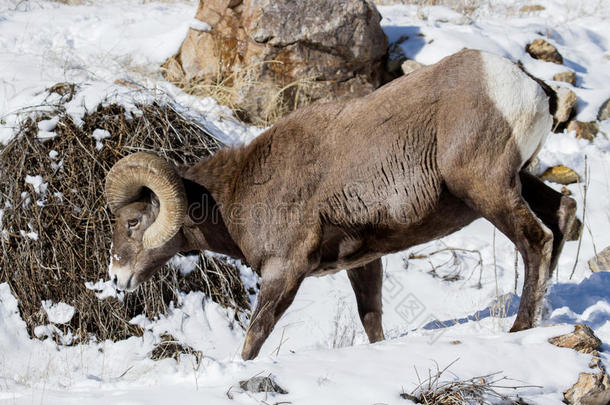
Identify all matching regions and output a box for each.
[0,95,251,343]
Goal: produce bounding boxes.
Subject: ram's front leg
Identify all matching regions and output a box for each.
[241,258,304,360]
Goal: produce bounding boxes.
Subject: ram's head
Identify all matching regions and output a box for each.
[105,152,187,290]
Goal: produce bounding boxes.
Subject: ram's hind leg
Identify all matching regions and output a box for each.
[347,258,385,343]
[520,171,577,275]
[446,170,553,332]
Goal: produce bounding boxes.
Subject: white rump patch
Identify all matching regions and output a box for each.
[480,52,553,166]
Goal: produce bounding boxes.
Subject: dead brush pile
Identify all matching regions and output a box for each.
[0,88,251,344]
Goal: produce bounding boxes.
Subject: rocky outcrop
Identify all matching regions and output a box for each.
[164,0,388,123]
[526,38,563,64]
[549,325,610,405]
[589,246,610,272]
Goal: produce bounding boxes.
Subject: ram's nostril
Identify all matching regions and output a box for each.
[112,274,118,285]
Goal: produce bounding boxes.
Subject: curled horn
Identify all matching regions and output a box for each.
[105,152,186,249]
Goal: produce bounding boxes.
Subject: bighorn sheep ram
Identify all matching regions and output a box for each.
[105,50,577,360]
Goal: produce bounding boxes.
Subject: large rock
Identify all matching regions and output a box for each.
[548,324,601,354]
[567,120,600,142]
[526,38,563,64]
[165,0,388,123]
[589,246,610,272]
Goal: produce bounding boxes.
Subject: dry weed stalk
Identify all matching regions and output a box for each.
[401,359,538,404]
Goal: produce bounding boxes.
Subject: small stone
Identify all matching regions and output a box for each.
[553,71,577,86]
[553,86,578,124]
[564,371,610,405]
[526,38,563,64]
[561,186,572,196]
[401,59,425,76]
[520,4,545,12]
[540,165,579,185]
[598,98,610,121]
[548,324,601,355]
[566,121,600,142]
[239,376,288,394]
[589,246,610,272]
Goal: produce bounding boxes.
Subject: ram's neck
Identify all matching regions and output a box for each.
[184,145,246,206]
[180,147,247,260]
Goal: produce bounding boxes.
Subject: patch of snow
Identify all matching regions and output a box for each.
[85,279,124,301]
[37,117,58,132]
[91,128,110,141]
[49,150,59,159]
[24,174,47,195]
[190,18,211,32]
[168,253,200,276]
[41,300,75,324]
[20,230,38,240]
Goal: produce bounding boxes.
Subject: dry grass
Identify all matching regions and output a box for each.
[162,56,314,127]
[0,85,250,344]
[401,359,537,404]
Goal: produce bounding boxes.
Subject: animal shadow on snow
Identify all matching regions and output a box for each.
[417,272,610,338]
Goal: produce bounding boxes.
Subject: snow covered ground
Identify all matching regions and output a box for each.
[0,0,609,403]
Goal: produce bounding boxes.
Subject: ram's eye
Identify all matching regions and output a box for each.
[126,218,139,228]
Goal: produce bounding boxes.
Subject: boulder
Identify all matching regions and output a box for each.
[567,121,600,142]
[598,98,610,121]
[553,71,577,85]
[540,165,579,185]
[553,86,577,124]
[548,324,601,354]
[589,246,610,272]
[164,0,388,123]
[526,39,563,64]
[401,59,425,75]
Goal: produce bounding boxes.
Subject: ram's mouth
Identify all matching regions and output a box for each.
[110,264,139,291]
